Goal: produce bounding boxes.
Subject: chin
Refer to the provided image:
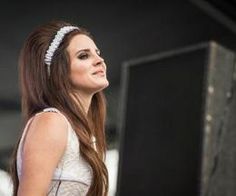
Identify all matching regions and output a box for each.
[93,81,109,93]
[98,78,109,87]
[100,81,109,90]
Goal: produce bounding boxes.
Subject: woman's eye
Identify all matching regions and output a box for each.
[78,53,89,60]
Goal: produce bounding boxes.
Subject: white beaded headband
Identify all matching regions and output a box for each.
[44,26,79,76]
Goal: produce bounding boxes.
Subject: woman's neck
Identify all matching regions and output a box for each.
[72,91,93,115]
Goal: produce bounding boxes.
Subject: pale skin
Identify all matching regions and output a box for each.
[17,34,109,195]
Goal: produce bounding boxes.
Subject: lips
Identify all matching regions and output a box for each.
[92,70,105,75]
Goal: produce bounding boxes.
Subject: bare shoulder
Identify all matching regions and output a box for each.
[22,111,69,155]
[31,111,68,132]
[19,111,70,195]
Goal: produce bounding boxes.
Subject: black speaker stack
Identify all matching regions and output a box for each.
[116,41,236,196]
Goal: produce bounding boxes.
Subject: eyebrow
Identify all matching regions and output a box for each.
[75,48,100,56]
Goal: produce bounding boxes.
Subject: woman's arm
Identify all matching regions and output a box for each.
[17,112,68,196]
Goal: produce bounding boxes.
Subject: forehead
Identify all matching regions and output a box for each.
[67,34,97,52]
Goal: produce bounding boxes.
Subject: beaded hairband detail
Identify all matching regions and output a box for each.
[44,26,79,76]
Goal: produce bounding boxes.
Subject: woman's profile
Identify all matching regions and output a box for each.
[10,20,109,196]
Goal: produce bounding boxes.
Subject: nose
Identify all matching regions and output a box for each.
[93,54,105,66]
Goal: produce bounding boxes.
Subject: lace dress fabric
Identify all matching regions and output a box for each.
[16,108,93,196]
[48,181,88,196]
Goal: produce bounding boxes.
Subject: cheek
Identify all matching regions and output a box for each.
[71,61,86,75]
[70,63,90,83]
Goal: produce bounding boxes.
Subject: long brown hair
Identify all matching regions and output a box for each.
[10,20,109,196]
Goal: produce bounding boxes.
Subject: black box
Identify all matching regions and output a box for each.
[116,41,236,196]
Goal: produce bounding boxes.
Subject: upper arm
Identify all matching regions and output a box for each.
[18,112,68,196]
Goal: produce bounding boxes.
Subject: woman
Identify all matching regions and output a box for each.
[10,20,109,196]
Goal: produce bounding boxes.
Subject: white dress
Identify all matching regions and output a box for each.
[16,107,93,196]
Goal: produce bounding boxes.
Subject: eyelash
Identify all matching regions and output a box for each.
[78,51,101,60]
[78,53,89,60]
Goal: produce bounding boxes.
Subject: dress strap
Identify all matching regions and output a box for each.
[43,107,60,113]
[21,107,71,154]
[38,108,96,151]
[35,107,71,128]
